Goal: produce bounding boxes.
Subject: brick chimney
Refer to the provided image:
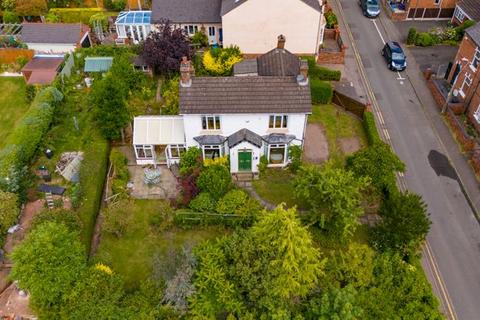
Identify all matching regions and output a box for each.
[297,59,309,86]
[180,56,194,87]
[277,34,286,49]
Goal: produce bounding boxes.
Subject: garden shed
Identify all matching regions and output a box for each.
[21,55,64,85]
[115,11,152,44]
[133,116,186,167]
[84,57,113,73]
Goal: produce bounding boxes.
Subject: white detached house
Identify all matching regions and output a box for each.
[132,37,312,176]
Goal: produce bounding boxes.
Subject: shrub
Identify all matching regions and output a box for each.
[104,0,126,11]
[189,192,217,212]
[70,183,82,209]
[363,111,381,145]
[406,27,417,45]
[15,55,28,68]
[454,20,475,41]
[414,32,436,47]
[148,202,174,231]
[304,57,342,81]
[203,155,229,168]
[310,79,333,104]
[25,84,37,103]
[325,11,338,28]
[202,46,242,76]
[179,147,202,176]
[110,150,129,196]
[3,10,19,23]
[216,189,248,215]
[197,165,232,200]
[45,12,59,23]
[89,13,108,32]
[31,208,82,233]
[0,190,18,235]
[160,76,179,115]
[258,155,268,174]
[288,145,302,173]
[191,31,209,47]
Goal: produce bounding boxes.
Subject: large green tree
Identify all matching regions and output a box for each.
[346,142,405,195]
[10,222,86,317]
[305,285,363,320]
[190,205,324,318]
[294,164,369,240]
[372,192,431,254]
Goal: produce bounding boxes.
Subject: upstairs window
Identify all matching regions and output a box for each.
[472,48,480,70]
[454,7,465,22]
[269,115,288,128]
[202,115,221,130]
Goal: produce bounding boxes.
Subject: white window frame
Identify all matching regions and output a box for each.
[202,145,223,160]
[267,144,288,165]
[201,115,221,130]
[471,48,480,71]
[135,145,154,160]
[459,72,473,97]
[269,115,288,129]
[454,6,465,22]
[208,26,215,36]
[474,105,480,124]
[168,144,186,159]
[434,0,440,5]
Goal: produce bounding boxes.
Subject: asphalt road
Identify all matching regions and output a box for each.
[336,1,480,319]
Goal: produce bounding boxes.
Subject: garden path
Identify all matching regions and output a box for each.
[303,123,329,163]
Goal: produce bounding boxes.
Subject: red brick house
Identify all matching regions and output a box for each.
[451,0,480,25]
[384,0,459,21]
[446,23,480,132]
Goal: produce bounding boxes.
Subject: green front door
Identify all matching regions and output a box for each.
[238,151,252,172]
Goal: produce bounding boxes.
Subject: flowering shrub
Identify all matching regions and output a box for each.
[203,155,229,168]
[202,46,242,76]
[95,263,113,275]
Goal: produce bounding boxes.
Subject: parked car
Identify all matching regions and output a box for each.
[381,41,407,71]
[359,0,380,18]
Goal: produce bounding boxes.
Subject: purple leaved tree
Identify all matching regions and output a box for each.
[141,19,191,75]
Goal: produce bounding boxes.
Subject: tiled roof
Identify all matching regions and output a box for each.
[151,0,222,23]
[257,48,300,76]
[193,135,226,145]
[179,76,312,114]
[262,133,296,144]
[233,59,258,75]
[457,0,480,22]
[228,129,262,148]
[21,23,88,44]
[221,0,321,16]
[22,56,64,71]
[466,23,480,45]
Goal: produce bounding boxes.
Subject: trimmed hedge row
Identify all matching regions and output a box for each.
[0,87,63,194]
[311,79,333,104]
[363,111,382,145]
[49,8,117,25]
[174,209,254,227]
[304,56,342,81]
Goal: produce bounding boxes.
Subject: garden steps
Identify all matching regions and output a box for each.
[45,192,55,210]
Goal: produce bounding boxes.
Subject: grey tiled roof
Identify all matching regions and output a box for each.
[21,23,87,44]
[257,48,300,76]
[221,0,321,16]
[228,129,263,148]
[466,23,480,45]
[179,76,312,114]
[193,135,226,145]
[457,0,480,22]
[262,133,296,144]
[233,59,258,75]
[151,0,222,23]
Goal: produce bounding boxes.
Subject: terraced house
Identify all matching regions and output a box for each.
[132,37,312,176]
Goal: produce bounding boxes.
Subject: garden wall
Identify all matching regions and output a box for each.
[444,108,476,152]
[0,48,34,64]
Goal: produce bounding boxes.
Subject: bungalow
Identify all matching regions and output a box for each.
[150,0,325,55]
[446,23,480,132]
[20,23,91,54]
[451,0,480,24]
[132,37,312,175]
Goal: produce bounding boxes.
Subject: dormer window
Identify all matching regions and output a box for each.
[202,115,221,130]
[269,115,288,128]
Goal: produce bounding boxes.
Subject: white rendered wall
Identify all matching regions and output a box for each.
[26,43,76,54]
[222,0,323,54]
[230,141,261,173]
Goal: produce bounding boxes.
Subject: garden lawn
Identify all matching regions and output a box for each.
[309,104,367,164]
[0,77,29,148]
[252,169,306,209]
[95,200,228,291]
[35,81,109,252]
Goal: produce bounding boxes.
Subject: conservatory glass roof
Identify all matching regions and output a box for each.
[115,11,151,25]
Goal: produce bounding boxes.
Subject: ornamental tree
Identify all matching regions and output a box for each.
[196,164,232,200]
[141,19,191,75]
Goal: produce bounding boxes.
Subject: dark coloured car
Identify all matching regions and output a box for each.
[359,0,380,18]
[381,41,407,71]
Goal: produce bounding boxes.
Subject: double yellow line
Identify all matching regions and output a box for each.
[331,0,457,318]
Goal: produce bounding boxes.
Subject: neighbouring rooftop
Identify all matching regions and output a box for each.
[20,23,88,44]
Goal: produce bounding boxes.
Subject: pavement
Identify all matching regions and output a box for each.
[331,1,480,319]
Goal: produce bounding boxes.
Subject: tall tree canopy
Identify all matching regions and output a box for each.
[10,222,86,317]
[294,164,369,240]
[141,20,191,75]
[190,205,324,318]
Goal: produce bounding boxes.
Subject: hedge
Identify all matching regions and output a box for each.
[363,111,381,145]
[310,79,333,104]
[303,56,341,81]
[0,87,63,193]
[174,209,253,227]
[48,8,117,25]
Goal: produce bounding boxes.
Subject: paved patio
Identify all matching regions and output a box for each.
[128,165,180,200]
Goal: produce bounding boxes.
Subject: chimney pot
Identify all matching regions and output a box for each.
[277,34,286,49]
[180,56,194,87]
[298,60,309,86]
